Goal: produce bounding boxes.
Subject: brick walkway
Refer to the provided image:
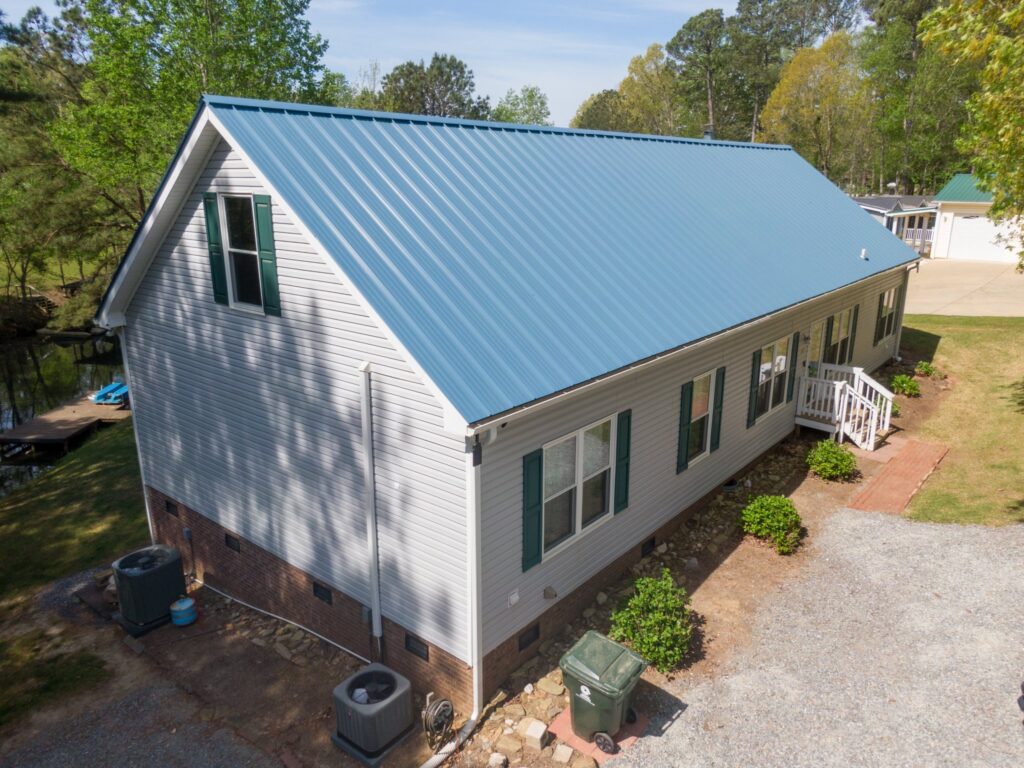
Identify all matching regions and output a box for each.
[850,439,948,513]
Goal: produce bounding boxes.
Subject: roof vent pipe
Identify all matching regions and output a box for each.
[702,125,715,140]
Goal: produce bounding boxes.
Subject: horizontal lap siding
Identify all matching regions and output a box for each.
[126,141,468,660]
[480,268,906,652]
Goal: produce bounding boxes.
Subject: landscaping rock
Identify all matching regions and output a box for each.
[488,753,509,768]
[123,635,144,655]
[495,733,522,755]
[582,608,596,619]
[571,756,598,768]
[537,677,565,697]
[523,683,534,694]
[274,642,292,662]
[504,703,526,718]
[521,718,549,750]
[595,591,608,605]
[553,743,575,763]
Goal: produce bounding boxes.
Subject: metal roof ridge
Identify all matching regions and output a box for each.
[201,93,794,152]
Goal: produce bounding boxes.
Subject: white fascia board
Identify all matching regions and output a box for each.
[96,108,220,328]
[204,109,469,436]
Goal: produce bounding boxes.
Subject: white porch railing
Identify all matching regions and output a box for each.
[796,364,894,451]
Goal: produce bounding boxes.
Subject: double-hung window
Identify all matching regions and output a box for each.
[686,371,712,462]
[874,286,901,344]
[808,304,858,370]
[755,336,790,419]
[522,411,632,571]
[222,195,263,308]
[542,417,614,553]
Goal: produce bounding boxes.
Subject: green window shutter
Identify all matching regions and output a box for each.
[824,315,836,364]
[746,349,761,428]
[614,409,632,513]
[848,304,859,362]
[253,194,281,317]
[710,366,726,452]
[522,449,543,571]
[202,193,229,305]
[873,293,885,345]
[676,381,694,473]
[786,331,800,402]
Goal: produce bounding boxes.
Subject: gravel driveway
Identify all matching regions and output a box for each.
[617,509,1024,768]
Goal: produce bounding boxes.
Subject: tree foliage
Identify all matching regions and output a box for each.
[761,32,871,183]
[922,0,1024,268]
[379,53,490,119]
[491,85,551,125]
[570,89,629,131]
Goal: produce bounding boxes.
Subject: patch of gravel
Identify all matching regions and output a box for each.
[616,510,1024,768]
[0,678,277,768]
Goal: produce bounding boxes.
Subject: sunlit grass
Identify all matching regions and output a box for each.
[902,315,1024,526]
[0,420,148,600]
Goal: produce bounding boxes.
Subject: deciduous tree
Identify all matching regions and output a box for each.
[379,53,489,119]
[491,85,551,125]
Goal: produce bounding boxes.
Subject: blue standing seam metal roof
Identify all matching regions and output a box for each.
[204,96,916,423]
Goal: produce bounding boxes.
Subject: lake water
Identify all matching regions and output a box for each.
[0,336,124,497]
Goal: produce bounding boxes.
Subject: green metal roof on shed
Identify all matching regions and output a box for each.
[100,95,919,425]
[934,173,993,203]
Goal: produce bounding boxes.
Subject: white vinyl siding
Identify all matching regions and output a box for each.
[124,140,468,660]
[479,268,906,653]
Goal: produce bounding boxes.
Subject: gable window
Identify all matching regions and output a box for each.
[756,336,790,419]
[222,195,263,308]
[542,417,614,553]
[874,286,901,344]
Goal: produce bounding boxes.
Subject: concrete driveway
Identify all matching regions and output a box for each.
[616,509,1024,768]
[906,259,1024,316]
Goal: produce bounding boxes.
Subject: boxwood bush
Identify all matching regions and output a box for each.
[610,568,692,673]
[806,439,858,481]
[741,495,802,555]
[890,373,921,397]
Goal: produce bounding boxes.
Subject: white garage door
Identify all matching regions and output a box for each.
[946,214,1017,262]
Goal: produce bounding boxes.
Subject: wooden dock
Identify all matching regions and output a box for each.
[0,396,131,453]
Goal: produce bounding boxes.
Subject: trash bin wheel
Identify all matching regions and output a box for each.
[626,707,637,724]
[595,732,617,754]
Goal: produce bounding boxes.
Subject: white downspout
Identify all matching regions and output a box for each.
[419,434,485,768]
[892,264,915,362]
[117,325,155,544]
[358,362,384,649]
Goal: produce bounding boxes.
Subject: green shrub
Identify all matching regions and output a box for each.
[914,360,938,377]
[890,401,901,418]
[806,439,858,481]
[890,374,921,397]
[741,495,802,555]
[609,568,692,673]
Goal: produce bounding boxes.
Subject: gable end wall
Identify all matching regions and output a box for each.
[124,139,469,661]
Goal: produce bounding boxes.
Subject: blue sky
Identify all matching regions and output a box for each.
[3,0,722,124]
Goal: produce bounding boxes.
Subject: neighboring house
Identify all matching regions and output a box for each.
[930,174,1016,263]
[97,96,917,717]
[852,195,936,255]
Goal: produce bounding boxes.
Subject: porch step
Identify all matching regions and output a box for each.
[795,415,838,433]
[849,440,949,514]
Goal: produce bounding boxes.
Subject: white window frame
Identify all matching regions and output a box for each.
[218,194,264,312]
[809,305,855,369]
[877,287,899,341]
[685,369,714,466]
[755,336,790,420]
[541,414,618,561]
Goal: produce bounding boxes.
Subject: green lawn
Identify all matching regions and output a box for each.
[901,315,1024,526]
[0,420,148,602]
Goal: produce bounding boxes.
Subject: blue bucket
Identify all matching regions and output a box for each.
[170,596,197,627]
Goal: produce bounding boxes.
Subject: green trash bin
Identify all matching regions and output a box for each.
[559,630,646,755]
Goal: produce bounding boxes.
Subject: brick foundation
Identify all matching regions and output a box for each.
[147,487,473,714]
